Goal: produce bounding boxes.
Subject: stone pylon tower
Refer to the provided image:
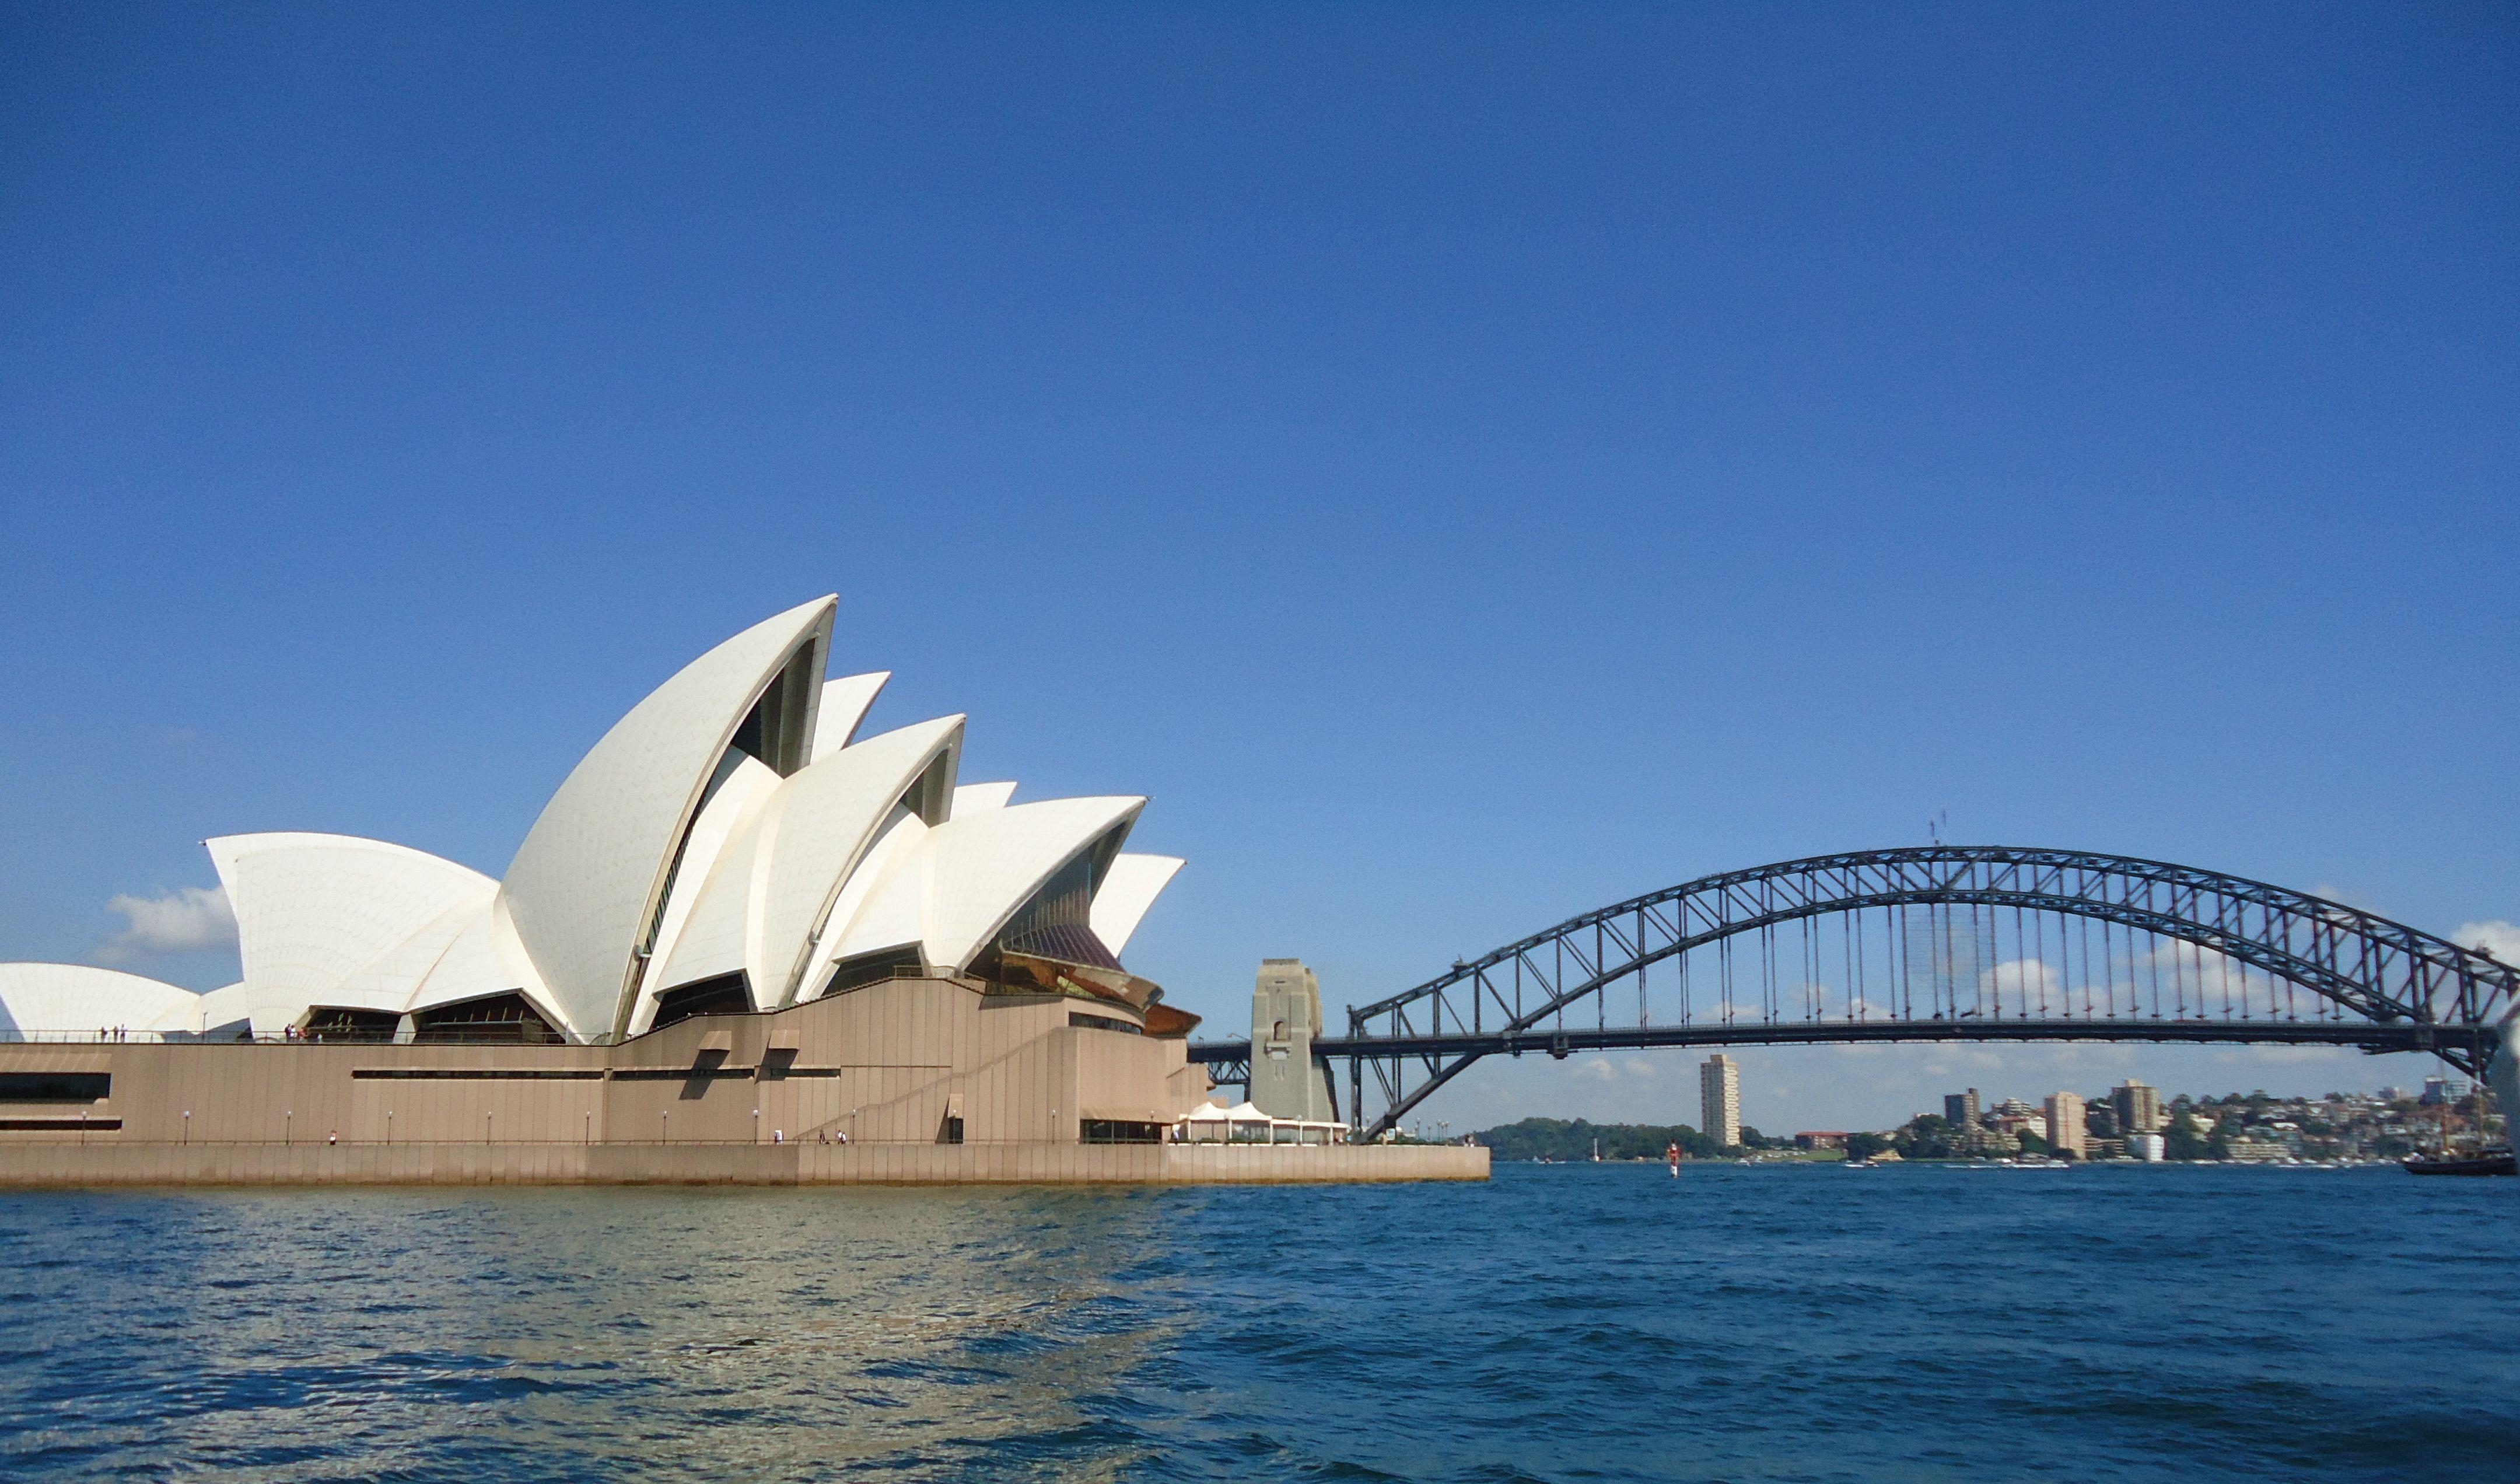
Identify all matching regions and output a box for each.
[1250,958,1337,1121]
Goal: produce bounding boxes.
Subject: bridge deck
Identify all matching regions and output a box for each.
[1195,1017,2494,1067]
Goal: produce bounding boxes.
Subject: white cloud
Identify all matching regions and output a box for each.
[2454,919,2520,965]
[1574,1059,1619,1082]
[97,886,236,961]
[1983,957,2055,995]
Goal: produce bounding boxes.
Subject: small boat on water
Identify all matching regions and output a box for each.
[2402,1149,2515,1177]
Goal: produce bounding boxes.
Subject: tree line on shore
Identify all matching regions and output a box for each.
[1469,1117,1785,1161]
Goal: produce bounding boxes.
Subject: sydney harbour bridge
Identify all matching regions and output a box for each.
[1188,846,2518,1140]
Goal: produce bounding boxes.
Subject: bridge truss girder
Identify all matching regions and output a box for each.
[1191,847,2516,1139]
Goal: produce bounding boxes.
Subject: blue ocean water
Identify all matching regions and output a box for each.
[0,1163,2511,1482]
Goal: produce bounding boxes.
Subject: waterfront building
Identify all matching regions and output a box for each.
[1987,1097,2045,1145]
[2131,1133,2166,1162]
[1701,1054,1741,1149]
[2045,1091,2087,1158]
[0,600,1228,1155]
[2418,1076,2471,1106]
[1944,1088,1981,1128]
[2112,1080,2164,1135]
[2221,1137,2289,1162]
[1249,960,1336,1121]
[1793,1131,1848,1151]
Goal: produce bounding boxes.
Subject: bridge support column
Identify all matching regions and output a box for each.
[1251,959,1336,1122]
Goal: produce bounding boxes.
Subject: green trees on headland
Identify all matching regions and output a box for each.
[1472,1118,1741,1160]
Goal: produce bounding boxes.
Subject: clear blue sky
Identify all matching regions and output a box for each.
[4,4,2514,1130]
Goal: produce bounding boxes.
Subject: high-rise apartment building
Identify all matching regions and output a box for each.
[2045,1091,2087,1158]
[2112,1080,2163,1135]
[1700,1054,1741,1149]
[1944,1088,1981,1128]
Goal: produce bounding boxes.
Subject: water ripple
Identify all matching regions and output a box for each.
[0,1167,2510,1480]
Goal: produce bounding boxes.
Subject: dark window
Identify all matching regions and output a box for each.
[728,640,819,775]
[0,1073,110,1103]
[1068,1013,1142,1036]
[0,1117,120,1131]
[988,852,1122,969]
[895,751,954,825]
[303,1007,400,1042]
[411,992,562,1044]
[1080,1119,1166,1144]
[818,947,923,999]
[729,703,765,766]
[352,1069,603,1080]
[652,973,751,1030]
[939,1115,964,1145]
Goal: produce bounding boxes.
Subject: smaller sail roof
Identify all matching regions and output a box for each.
[809,672,891,763]
[1089,854,1184,956]
[0,964,202,1039]
[822,796,1144,975]
[208,833,497,1012]
[950,781,1017,815]
[747,716,964,1007]
[637,752,786,1023]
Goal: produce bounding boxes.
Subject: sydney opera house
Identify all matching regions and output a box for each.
[0,599,1478,1183]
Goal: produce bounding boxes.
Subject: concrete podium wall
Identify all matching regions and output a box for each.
[0,977,1208,1149]
[0,1140,1488,1186]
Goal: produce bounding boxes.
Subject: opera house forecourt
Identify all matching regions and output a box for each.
[0,598,1483,1185]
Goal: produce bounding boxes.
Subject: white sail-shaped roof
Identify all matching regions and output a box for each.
[1088,854,1185,956]
[632,777,780,1035]
[4,600,1194,1043]
[0,964,203,1040]
[822,795,1144,975]
[208,833,498,1013]
[635,751,783,1012]
[497,596,835,1041]
[194,981,258,1038]
[405,895,567,1029]
[326,898,474,1012]
[950,781,1017,814]
[751,716,964,1007]
[809,671,891,764]
[793,810,927,999]
[195,978,344,1039]
[645,716,964,1017]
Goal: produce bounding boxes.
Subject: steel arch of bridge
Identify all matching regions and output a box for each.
[1189,846,2516,1140]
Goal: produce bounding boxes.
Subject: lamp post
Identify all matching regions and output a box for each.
[79,1110,87,1146]
[660,1110,669,1144]
[485,1111,494,1145]
[284,1110,292,1146]
[583,1110,592,1146]
[385,1110,393,1146]
[752,1108,760,1144]
[181,1110,190,1146]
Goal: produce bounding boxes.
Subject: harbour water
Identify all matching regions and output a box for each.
[1,1163,2511,1481]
